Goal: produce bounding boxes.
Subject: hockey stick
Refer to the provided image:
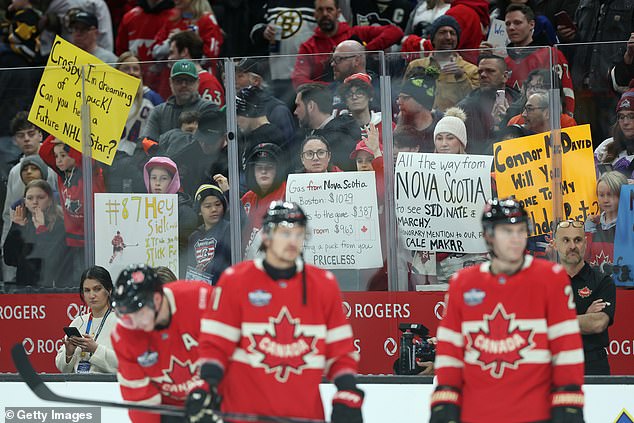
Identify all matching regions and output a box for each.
[11,344,327,423]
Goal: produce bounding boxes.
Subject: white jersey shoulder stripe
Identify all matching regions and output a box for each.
[116,373,150,388]
[201,319,241,342]
[326,325,353,344]
[552,348,585,366]
[547,319,580,340]
[463,318,547,334]
[437,327,464,347]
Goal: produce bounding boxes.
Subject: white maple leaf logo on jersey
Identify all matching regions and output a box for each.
[465,303,536,378]
[247,307,318,383]
[152,357,203,400]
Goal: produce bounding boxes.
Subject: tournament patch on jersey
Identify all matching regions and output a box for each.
[248,289,272,306]
[137,350,159,367]
[464,288,486,306]
[194,237,217,268]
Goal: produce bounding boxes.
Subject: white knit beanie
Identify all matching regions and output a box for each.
[433,107,467,147]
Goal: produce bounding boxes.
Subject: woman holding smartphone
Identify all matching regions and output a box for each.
[55,266,118,373]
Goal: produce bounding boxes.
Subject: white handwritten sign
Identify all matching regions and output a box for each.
[95,193,179,278]
[286,172,382,269]
[487,18,509,57]
[394,153,493,253]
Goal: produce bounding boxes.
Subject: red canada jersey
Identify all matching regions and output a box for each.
[198,70,224,107]
[116,6,173,61]
[111,281,214,423]
[198,259,358,421]
[434,256,584,423]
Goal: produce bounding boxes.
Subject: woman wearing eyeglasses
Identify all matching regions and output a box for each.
[595,87,634,180]
[298,135,342,173]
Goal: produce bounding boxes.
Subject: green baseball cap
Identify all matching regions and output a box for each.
[170,59,198,79]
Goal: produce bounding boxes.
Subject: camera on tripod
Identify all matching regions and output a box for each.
[393,323,436,375]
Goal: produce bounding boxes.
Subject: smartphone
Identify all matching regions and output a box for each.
[554,11,576,30]
[495,89,506,107]
[63,326,82,338]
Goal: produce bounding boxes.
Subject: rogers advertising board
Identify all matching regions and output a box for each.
[1,291,633,374]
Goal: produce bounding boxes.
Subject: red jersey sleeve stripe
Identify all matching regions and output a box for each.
[547,319,580,340]
[200,319,241,342]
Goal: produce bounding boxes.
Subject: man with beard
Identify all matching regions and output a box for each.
[551,219,616,375]
[140,59,218,141]
[291,0,403,88]
[395,73,443,153]
[294,83,361,171]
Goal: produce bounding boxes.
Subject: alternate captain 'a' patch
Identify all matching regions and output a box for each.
[247,307,318,383]
[465,303,537,378]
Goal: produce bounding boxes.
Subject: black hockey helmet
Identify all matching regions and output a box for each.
[481,197,528,232]
[262,201,308,231]
[111,264,162,314]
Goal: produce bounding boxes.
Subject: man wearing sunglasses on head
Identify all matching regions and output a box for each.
[430,197,585,423]
[551,219,616,375]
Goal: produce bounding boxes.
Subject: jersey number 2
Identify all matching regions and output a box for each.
[564,285,576,310]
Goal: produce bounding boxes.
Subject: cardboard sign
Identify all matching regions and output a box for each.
[28,36,140,165]
[494,125,599,237]
[613,185,634,287]
[486,18,509,57]
[286,172,382,269]
[394,153,493,253]
[94,193,179,278]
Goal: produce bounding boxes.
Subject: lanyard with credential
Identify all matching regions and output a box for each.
[85,308,112,343]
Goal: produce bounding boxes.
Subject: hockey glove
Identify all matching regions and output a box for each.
[331,387,364,423]
[429,385,461,423]
[185,387,223,423]
[551,386,584,423]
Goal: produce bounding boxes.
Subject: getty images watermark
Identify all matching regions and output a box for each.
[4,407,100,423]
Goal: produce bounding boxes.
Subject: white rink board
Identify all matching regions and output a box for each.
[1,382,633,422]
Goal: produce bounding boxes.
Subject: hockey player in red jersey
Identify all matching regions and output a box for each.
[430,198,585,423]
[110,264,216,423]
[186,201,363,423]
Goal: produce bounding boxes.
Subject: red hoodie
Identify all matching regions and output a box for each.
[291,22,403,88]
[39,136,105,247]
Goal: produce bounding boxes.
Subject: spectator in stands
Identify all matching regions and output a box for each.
[558,0,632,147]
[0,0,42,65]
[298,135,341,173]
[457,54,520,154]
[406,15,479,112]
[609,34,634,93]
[140,59,217,141]
[186,183,230,285]
[55,266,118,373]
[116,51,163,105]
[233,58,296,146]
[115,0,174,67]
[392,125,422,163]
[295,83,362,171]
[395,72,442,153]
[236,85,287,171]
[506,69,577,128]
[241,143,287,259]
[167,31,225,107]
[585,171,628,269]
[4,180,67,287]
[444,0,489,63]
[179,110,198,133]
[291,0,403,88]
[490,0,558,45]
[2,112,57,281]
[39,136,105,282]
[405,0,450,37]
[338,72,392,140]
[68,11,117,63]
[595,87,634,180]
[143,156,198,277]
[249,2,318,107]
[504,4,574,114]
[331,40,381,114]
[68,3,114,52]
[519,91,550,135]
[151,0,223,62]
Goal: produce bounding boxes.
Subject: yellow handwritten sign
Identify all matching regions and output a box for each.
[493,125,598,237]
[28,36,140,165]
